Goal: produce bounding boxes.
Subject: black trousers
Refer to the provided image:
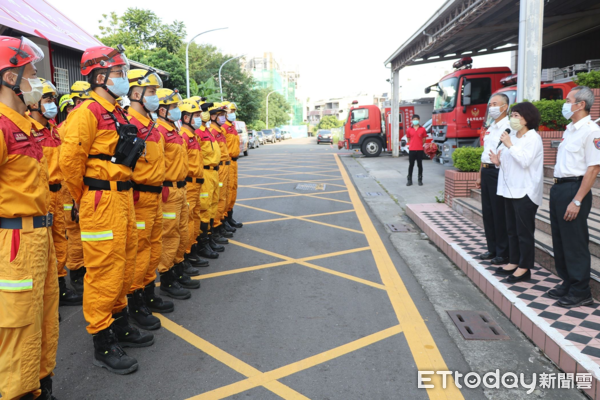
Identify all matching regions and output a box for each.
[550,181,593,297]
[505,195,538,270]
[408,150,424,177]
[481,168,509,257]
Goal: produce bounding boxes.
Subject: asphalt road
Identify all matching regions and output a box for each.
[54,138,487,399]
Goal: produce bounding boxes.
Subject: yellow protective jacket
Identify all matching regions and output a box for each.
[210,122,229,163]
[180,125,203,179]
[32,119,62,185]
[0,103,49,218]
[128,108,165,187]
[223,121,240,159]
[59,91,133,203]
[156,118,188,183]
[198,125,220,167]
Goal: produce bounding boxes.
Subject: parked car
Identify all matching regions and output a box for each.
[255,130,266,145]
[248,130,260,149]
[282,130,292,140]
[273,127,282,142]
[317,129,333,144]
[262,129,276,143]
[235,121,249,156]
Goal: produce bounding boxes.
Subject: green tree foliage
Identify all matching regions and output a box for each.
[452,147,484,172]
[532,99,570,130]
[576,71,600,88]
[127,48,186,91]
[316,115,344,130]
[190,77,223,103]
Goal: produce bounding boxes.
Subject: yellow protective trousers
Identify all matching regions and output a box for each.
[186,182,202,253]
[49,188,67,277]
[61,187,84,271]
[158,186,187,273]
[200,170,219,224]
[175,189,189,265]
[0,225,59,400]
[79,188,137,334]
[226,160,238,214]
[130,191,162,292]
[216,164,229,226]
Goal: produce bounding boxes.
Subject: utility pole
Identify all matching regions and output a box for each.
[219,54,245,101]
[516,0,544,102]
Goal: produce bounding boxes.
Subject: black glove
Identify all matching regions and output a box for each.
[71,200,79,223]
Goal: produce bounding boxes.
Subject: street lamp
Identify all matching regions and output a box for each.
[219,54,246,101]
[186,27,228,98]
[266,90,278,129]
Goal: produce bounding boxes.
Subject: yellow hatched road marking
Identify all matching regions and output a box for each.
[237,189,349,202]
[238,177,346,189]
[237,187,352,205]
[243,209,355,225]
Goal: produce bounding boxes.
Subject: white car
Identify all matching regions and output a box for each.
[282,130,292,140]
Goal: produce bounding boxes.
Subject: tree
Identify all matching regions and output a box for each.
[190,77,223,102]
[127,48,186,92]
[316,116,344,130]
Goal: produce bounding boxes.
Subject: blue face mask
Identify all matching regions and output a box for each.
[43,102,58,119]
[144,95,159,112]
[192,117,202,130]
[412,120,419,126]
[227,112,236,122]
[106,76,130,98]
[205,121,211,128]
[150,112,158,120]
[168,107,181,122]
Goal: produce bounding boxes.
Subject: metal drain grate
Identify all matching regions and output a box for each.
[355,174,371,179]
[365,192,382,196]
[386,223,408,232]
[447,310,509,340]
[295,183,326,191]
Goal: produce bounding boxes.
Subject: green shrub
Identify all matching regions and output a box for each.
[576,71,600,88]
[452,147,484,172]
[531,99,569,130]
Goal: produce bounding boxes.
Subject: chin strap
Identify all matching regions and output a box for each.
[1,65,26,104]
[130,86,150,113]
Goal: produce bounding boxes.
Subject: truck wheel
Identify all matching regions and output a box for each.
[244,150,248,156]
[361,138,382,157]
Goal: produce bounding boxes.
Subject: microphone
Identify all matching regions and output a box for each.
[497,128,511,149]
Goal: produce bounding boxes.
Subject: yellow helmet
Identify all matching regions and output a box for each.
[59,94,74,112]
[157,88,183,106]
[221,101,230,107]
[70,81,91,99]
[127,68,163,88]
[227,102,238,111]
[208,102,227,115]
[180,98,201,114]
[40,78,58,99]
[189,95,201,103]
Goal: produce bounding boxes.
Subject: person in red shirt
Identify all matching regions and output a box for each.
[405,114,427,186]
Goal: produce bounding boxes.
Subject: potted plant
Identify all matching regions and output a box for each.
[532,99,570,166]
[445,147,483,206]
[576,71,600,120]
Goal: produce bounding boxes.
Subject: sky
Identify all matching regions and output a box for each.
[50,0,511,102]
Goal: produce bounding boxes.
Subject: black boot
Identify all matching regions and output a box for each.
[40,374,57,400]
[69,267,85,294]
[227,210,243,228]
[223,219,236,233]
[59,276,83,306]
[406,175,413,186]
[159,269,191,299]
[127,289,161,330]
[174,262,200,289]
[198,225,219,259]
[418,175,423,186]
[210,220,227,248]
[112,310,154,348]
[183,254,201,275]
[143,283,174,313]
[92,326,138,375]
[220,221,234,238]
[190,243,209,267]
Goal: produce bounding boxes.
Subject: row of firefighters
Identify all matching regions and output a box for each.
[0,39,246,399]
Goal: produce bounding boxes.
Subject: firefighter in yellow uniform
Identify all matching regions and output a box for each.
[0,35,59,400]
[125,69,173,329]
[222,101,243,230]
[209,103,233,245]
[197,102,221,258]
[155,88,198,298]
[58,80,93,294]
[28,78,82,308]
[181,99,210,271]
[60,45,153,375]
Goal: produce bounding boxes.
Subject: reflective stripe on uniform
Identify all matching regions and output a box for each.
[163,212,176,220]
[0,279,33,291]
[81,230,114,242]
[219,182,223,187]
[136,222,145,230]
[64,204,73,211]
[200,193,209,198]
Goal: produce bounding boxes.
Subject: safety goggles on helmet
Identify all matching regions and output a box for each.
[59,94,74,112]
[40,78,58,99]
[70,81,92,99]
[128,68,163,88]
[0,36,44,71]
[157,88,183,106]
[80,44,129,76]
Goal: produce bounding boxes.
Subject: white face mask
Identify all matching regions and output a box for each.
[562,102,579,120]
[509,117,524,131]
[488,106,504,120]
[15,74,44,106]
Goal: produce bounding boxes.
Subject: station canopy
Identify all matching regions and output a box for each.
[385,0,600,71]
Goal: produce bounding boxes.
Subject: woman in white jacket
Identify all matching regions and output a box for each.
[490,102,544,283]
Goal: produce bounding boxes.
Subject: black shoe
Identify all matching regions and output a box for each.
[174,262,200,289]
[143,283,174,313]
[490,256,509,265]
[506,269,531,283]
[477,252,496,260]
[219,223,234,238]
[495,266,517,275]
[210,219,228,245]
[182,254,201,275]
[199,236,219,258]
[546,287,569,300]
[92,327,138,375]
[406,176,413,186]
[223,219,236,233]
[69,267,85,294]
[127,289,161,330]
[191,244,210,267]
[112,310,154,348]
[40,374,57,400]
[227,211,243,228]
[557,293,594,308]
[58,276,83,306]
[159,269,191,299]
[418,176,423,186]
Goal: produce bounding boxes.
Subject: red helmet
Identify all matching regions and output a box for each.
[80,44,129,76]
[0,36,44,71]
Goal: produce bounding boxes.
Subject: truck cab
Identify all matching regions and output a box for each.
[339,103,384,157]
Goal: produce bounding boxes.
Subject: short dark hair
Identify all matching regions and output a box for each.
[511,102,540,131]
[413,114,420,119]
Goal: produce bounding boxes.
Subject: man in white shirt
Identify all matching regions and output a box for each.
[476,93,510,264]
[549,86,600,308]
